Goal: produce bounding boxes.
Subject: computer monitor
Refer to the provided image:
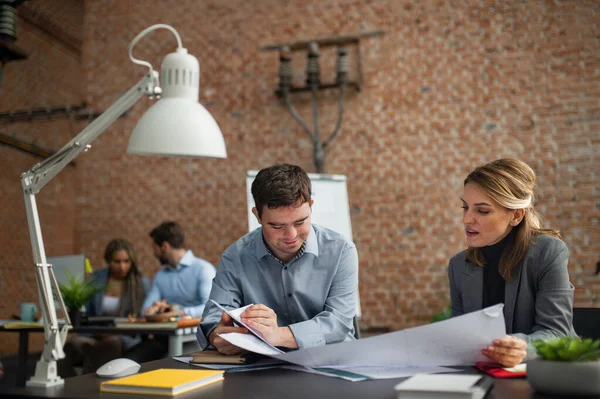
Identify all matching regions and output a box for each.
[47,254,86,287]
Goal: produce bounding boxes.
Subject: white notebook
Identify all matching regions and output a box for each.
[394,374,493,399]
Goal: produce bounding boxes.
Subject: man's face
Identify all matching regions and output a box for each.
[254,200,313,263]
[152,241,170,266]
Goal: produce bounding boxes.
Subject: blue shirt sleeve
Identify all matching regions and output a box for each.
[139,276,152,316]
[183,262,217,318]
[142,275,162,314]
[288,243,359,349]
[197,251,242,349]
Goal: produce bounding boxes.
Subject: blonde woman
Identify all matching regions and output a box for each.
[448,158,576,367]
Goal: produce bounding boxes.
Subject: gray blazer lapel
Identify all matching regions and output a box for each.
[504,263,523,334]
[462,262,483,314]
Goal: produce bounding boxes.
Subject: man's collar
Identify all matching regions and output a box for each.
[255,225,319,261]
[165,249,193,270]
[256,229,270,260]
[304,225,319,256]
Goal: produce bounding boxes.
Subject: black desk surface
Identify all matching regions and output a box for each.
[2,357,586,399]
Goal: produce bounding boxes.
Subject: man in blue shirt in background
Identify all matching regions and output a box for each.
[143,221,216,318]
[122,221,216,363]
[197,164,358,354]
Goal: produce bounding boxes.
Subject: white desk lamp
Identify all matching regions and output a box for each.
[20,24,226,388]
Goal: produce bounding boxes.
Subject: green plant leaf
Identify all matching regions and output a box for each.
[533,337,600,362]
[575,349,600,362]
[58,270,103,311]
[431,305,452,323]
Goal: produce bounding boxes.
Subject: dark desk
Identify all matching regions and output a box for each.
[0,325,198,387]
[2,357,587,399]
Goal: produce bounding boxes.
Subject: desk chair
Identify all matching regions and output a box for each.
[573,307,600,340]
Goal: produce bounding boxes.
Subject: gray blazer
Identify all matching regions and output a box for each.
[449,234,576,348]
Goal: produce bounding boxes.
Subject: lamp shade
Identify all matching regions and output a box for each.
[127,47,227,158]
[127,98,226,157]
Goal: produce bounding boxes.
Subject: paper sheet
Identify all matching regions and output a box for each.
[217,332,283,356]
[211,300,284,354]
[329,366,459,380]
[219,304,506,369]
[173,356,283,372]
[281,365,369,382]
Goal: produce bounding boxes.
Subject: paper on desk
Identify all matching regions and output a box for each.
[211,300,284,354]
[281,365,369,382]
[284,365,460,381]
[329,366,459,380]
[221,304,505,369]
[218,332,283,356]
[172,356,283,372]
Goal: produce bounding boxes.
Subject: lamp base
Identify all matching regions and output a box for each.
[26,360,64,388]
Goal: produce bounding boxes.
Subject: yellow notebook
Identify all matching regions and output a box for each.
[3,321,43,329]
[100,368,224,396]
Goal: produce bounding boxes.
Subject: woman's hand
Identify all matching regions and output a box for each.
[482,335,527,367]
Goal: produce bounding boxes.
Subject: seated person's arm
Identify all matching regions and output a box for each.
[182,264,217,318]
[514,239,573,343]
[247,243,358,350]
[142,278,163,315]
[197,252,247,353]
[241,304,297,348]
[485,238,573,367]
[448,257,464,317]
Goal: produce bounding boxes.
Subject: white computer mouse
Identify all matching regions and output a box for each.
[96,358,141,378]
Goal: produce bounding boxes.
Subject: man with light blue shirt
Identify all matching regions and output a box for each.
[197,164,358,354]
[143,221,216,318]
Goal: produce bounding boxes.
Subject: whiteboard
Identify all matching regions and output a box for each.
[246,171,353,241]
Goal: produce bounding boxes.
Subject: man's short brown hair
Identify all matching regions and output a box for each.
[251,164,312,218]
[149,221,186,249]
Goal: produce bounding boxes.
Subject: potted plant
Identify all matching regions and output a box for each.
[58,272,102,326]
[528,336,600,396]
[431,305,452,323]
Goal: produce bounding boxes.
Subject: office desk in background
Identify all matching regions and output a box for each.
[0,324,198,387]
[3,357,587,399]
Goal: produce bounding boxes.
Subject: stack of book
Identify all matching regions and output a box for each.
[394,374,494,399]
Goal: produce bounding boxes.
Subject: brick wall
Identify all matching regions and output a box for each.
[0,0,598,356]
[0,0,84,355]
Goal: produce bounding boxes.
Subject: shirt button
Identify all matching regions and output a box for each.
[284,266,288,270]
[287,293,292,298]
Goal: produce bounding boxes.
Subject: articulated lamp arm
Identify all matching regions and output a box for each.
[22,72,160,195]
[20,71,160,388]
[18,22,226,388]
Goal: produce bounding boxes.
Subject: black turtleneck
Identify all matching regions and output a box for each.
[481,231,513,307]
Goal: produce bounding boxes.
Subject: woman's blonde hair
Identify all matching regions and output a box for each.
[464,158,560,279]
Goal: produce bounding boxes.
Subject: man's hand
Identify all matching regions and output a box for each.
[241,304,298,349]
[144,299,168,316]
[482,335,527,367]
[209,312,248,355]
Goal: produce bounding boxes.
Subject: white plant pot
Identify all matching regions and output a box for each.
[528,358,600,396]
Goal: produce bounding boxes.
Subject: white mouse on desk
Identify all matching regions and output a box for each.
[96,358,141,378]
